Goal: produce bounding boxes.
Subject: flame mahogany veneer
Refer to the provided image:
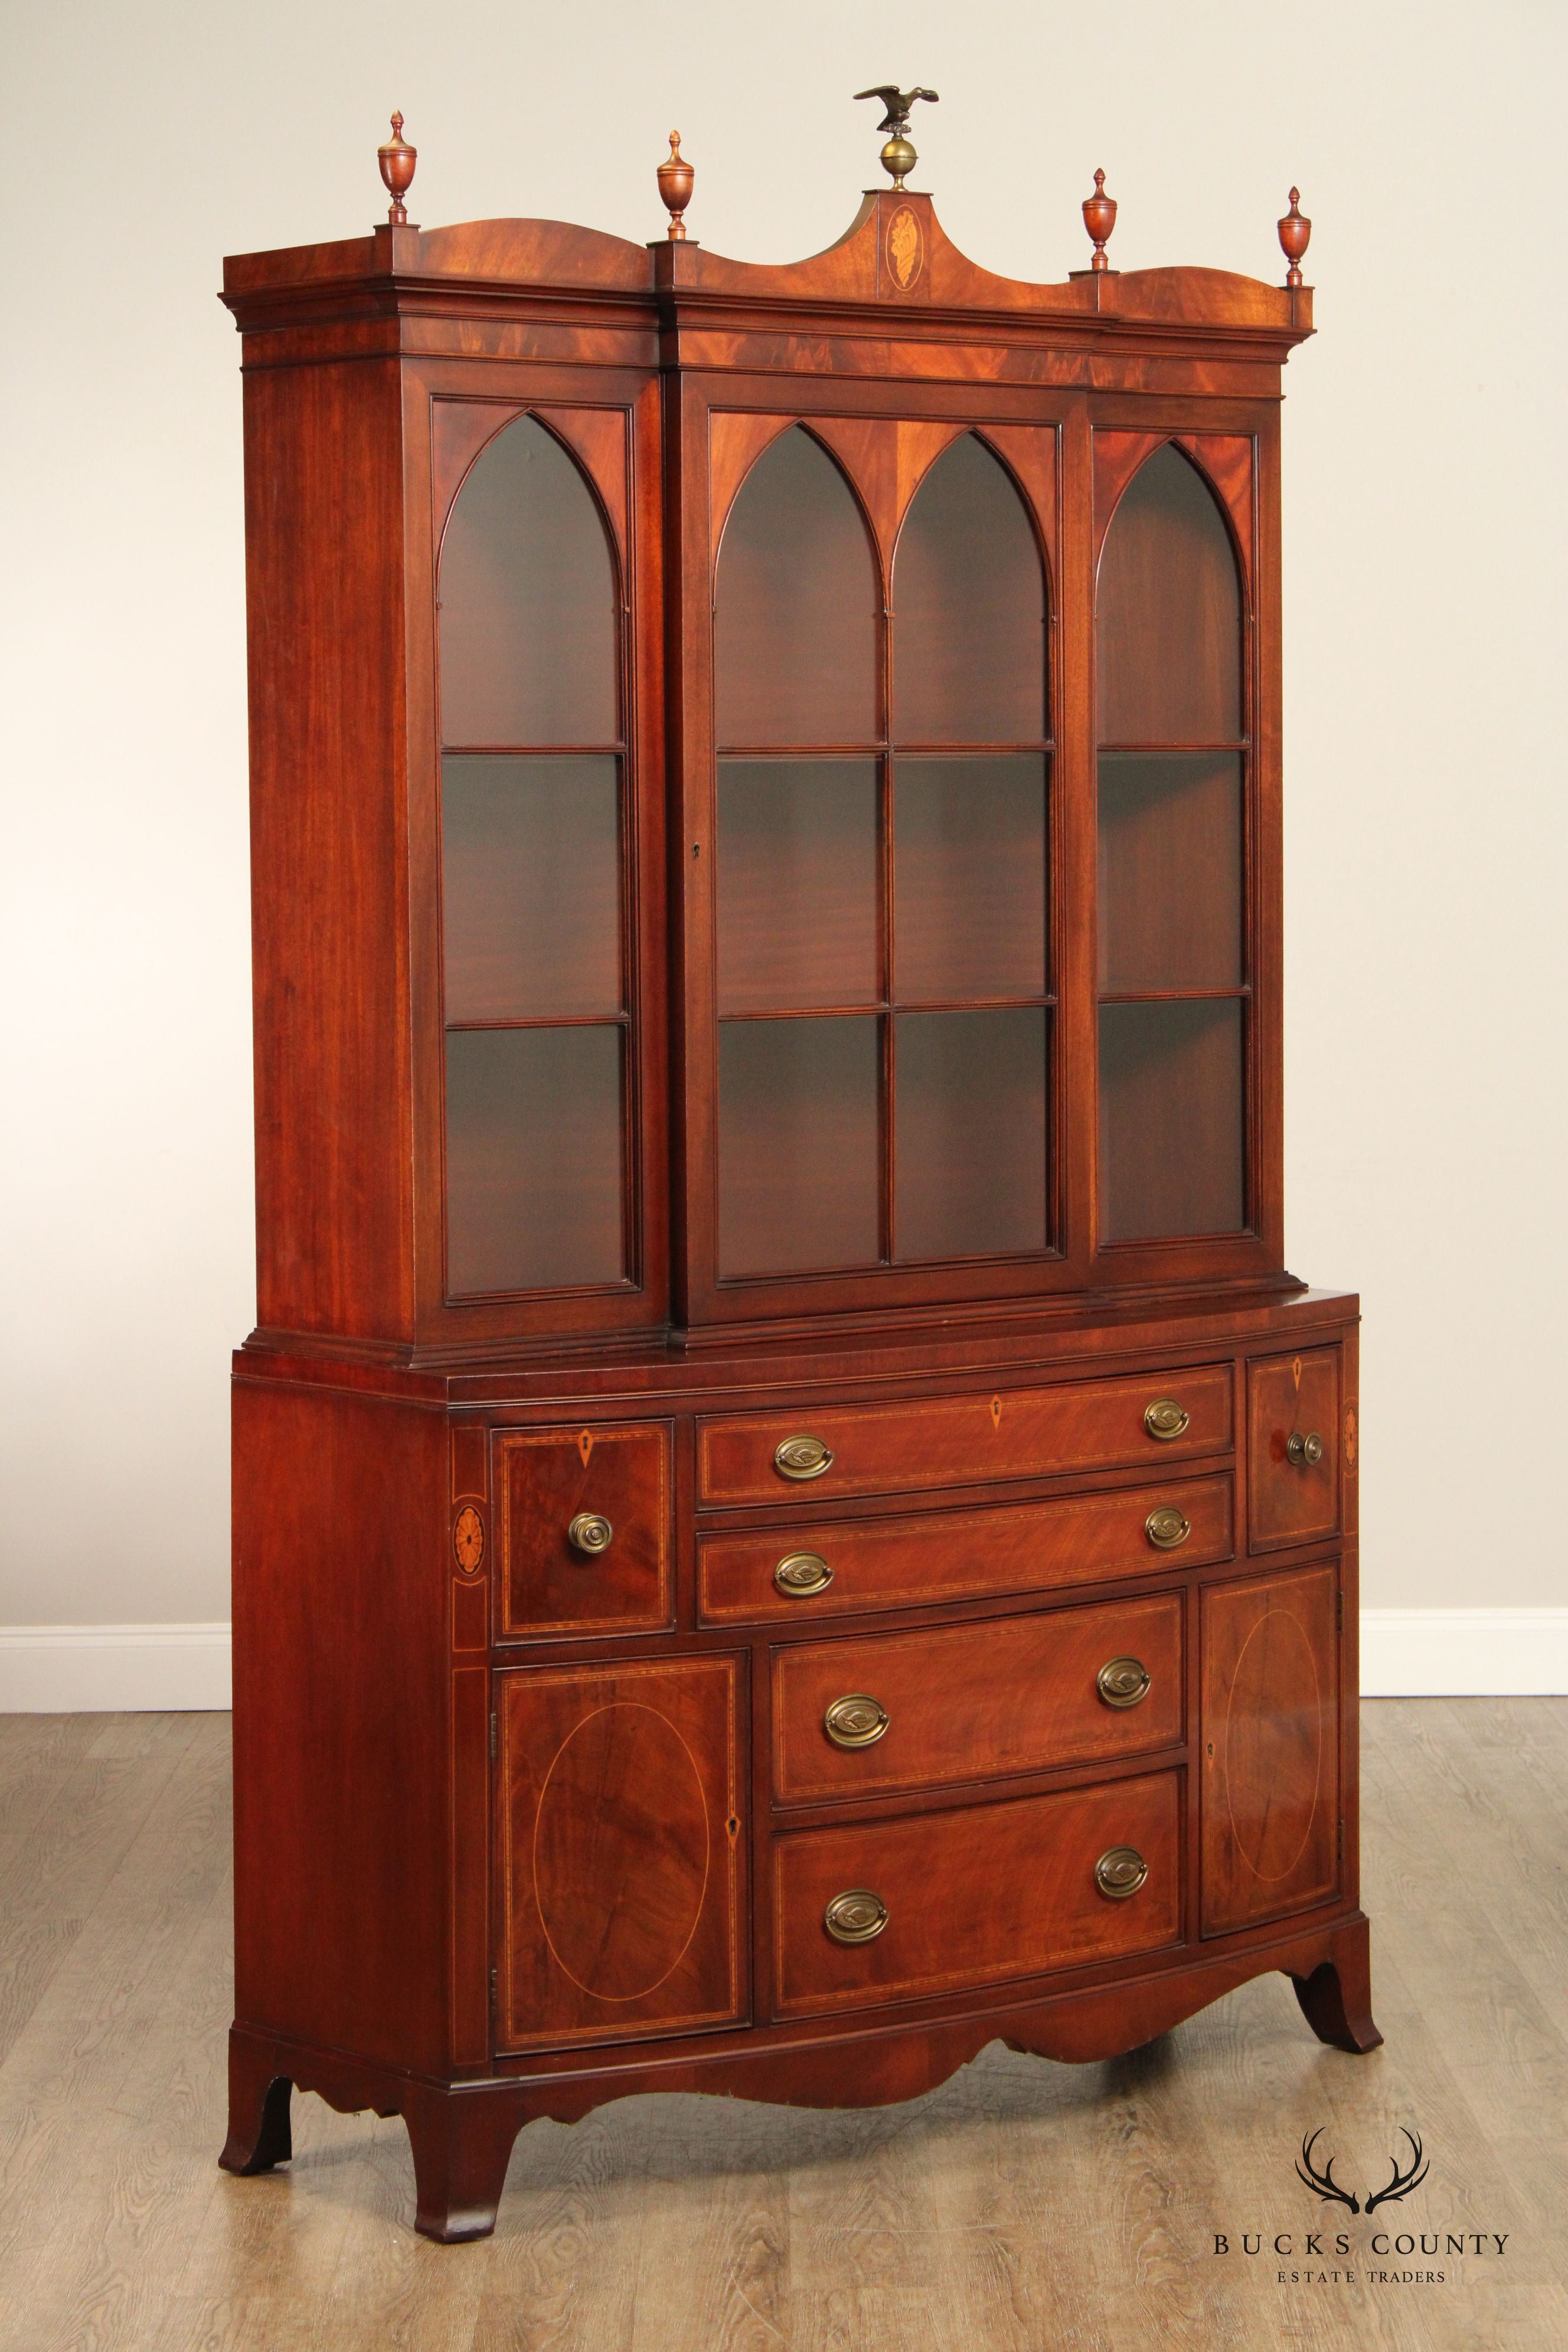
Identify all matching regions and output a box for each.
[697,1470,1234,1625]
[695,1364,1234,1504]
[220,157,1375,2243]
[769,1592,1186,1802]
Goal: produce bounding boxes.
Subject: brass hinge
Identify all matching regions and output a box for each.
[489,1711,498,1762]
[1336,1589,1344,1634]
[489,1966,498,2018]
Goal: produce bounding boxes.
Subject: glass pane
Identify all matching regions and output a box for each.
[717,759,879,1014]
[718,1016,880,1275]
[714,429,878,747]
[894,756,1047,1002]
[894,1010,1047,1260]
[443,756,621,1022]
[1099,999,1244,1241]
[445,1026,624,1293]
[1097,444,1242,745]
[1098,753,1242,993]
[439,414,618,747]
[892,436,1046,744]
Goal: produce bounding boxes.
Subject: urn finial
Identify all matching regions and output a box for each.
[1278,187,1312,288]
[1082,168,1117,272]
[377,112,417,227]
[657,132,695,241]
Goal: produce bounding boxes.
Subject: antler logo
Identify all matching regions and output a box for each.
[1365,2129,1428,2213]
[1296,2128,1429,2215]
[1296,2130,1360,2213]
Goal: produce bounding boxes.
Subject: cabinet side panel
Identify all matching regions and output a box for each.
[243,355,413,1340]
[232,1380,448,2070]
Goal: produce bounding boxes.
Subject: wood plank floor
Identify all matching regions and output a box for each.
[0,1701,1562,2350]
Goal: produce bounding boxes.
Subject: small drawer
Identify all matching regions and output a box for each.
[698,1366,1231,1508]
[700,1472,1231,1624]
[496,1422,672,1639]
[1247,1350,1340,1551]
[772,1592,1182,1804]
[772,1769,1180,2015]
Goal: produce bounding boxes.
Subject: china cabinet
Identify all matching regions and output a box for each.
[219,104,1374,2240]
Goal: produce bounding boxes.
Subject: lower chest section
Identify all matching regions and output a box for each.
[459,1334,1355,2055]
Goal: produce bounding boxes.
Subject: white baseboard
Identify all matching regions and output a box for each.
[0,1611,1562,1712]
[1358,1608,1568,1697]
[0,1623,231,1712]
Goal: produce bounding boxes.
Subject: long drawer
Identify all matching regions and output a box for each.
[772,1769,1181,2015]
[772,1592,1182,1803]
[698,1365,1231,1507]
[699,1472,1231,1623]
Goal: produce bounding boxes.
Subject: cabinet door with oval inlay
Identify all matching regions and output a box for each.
[496,1657,744,2048]
[1200,1563,1338,1935]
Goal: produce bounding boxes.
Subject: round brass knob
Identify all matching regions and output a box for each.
[567,1511,614,1556]
[824,1889,888,1945]
[1095,1845,1149,1901]
[1096,1656,1152,1710]
[1287,1430,1325,1467]
[1144,1504,1190,1551]
[775,1435,834,1481]
[824,1694,890,1750]
[1144,1397,1190,1442]
[775,1551,833,1598]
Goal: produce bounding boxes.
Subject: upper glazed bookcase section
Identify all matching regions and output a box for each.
[221,191,1312,345]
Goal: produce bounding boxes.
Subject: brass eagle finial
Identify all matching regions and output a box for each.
[854,84,939,190]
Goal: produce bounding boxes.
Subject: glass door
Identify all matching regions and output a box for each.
[890,435,1050,1261]
[1094,439,1249,1245]
[711,423,1053,1289]
[713,427,882,1275]
[437,412,629,1297]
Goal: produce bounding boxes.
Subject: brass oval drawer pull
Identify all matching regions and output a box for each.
[775,1551,834,1598]
[1096,1655,1152,1710]
[1286,1429,1325,1467]
[824,1889,888,1945]
[824,1694,890,1749]
[1145,1504,1190,1550]
[567,1511,614,1556]
[775,1435,834,1481]
[1095,1845,1149,1901]
[1144,1397,1190,1442]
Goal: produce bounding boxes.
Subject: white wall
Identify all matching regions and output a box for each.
[2,1,1564,1666]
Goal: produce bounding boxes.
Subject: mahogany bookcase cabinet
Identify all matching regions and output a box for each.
[220,120,1377,2241]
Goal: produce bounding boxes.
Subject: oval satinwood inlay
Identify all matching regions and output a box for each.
[533,1703,710,2001]
[1223,1609,1323,1883]
[886,204,924,290]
